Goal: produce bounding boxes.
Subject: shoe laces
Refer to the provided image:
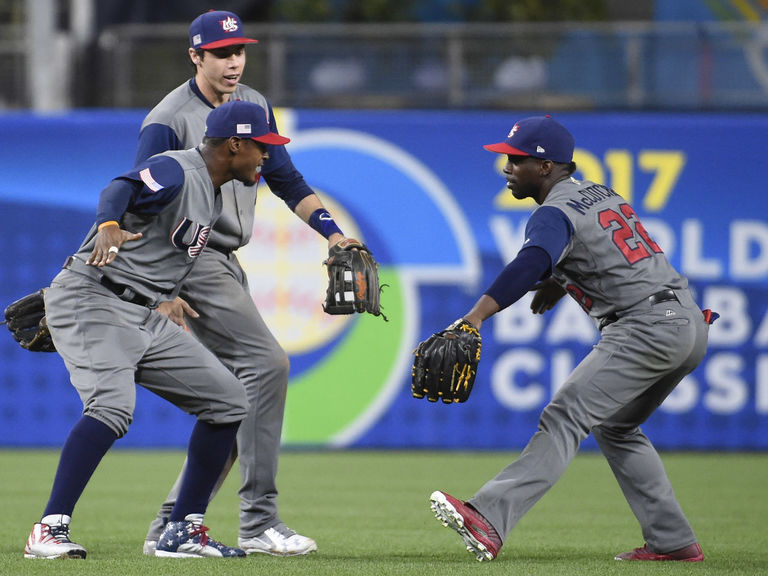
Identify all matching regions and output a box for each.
[187,523,210,547]
[271,524,297,539]
[47,523,74,543]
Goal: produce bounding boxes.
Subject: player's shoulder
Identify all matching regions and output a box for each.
[133,154,187,192]
[141,81,206,128]
[545,178,615,206]
[233,84,269,108]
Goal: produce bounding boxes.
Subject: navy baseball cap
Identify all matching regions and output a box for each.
[205,100,290,146]
[484,115,574,163]
[189,10,258,50]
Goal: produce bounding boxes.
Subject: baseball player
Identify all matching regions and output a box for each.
[137,10,348,556]
[24,100,287,559]
[428,116,716,562]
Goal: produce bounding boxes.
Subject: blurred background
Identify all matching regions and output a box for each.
[4,0,768,110]
[1,0,767,451]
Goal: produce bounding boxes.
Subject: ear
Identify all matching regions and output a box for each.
[227,137,242,154]
[188,47,200,66]
[540,159,553,176]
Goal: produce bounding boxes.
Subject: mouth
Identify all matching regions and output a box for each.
[222,74,239,86]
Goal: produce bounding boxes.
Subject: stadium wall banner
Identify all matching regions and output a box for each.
[0,110,766,450]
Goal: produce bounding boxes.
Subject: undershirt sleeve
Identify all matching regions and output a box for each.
[484,246,552,311]
[135,123,184,165]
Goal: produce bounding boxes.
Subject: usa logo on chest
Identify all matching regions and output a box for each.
[170,218,211,258]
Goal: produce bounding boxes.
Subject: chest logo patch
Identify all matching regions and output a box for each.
[171,218,211,258]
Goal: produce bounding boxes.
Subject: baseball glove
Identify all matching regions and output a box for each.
[412,318,481,403]
[3,289,56,352]
[323,238,386,319]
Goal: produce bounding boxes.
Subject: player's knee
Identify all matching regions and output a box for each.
[539,398,591,441]
[83,407,133,438]
[240,349,290,399]
[268,350,290,386]
[197,386,249,425]
[593,422,640,443]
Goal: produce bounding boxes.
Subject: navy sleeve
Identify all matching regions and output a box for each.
[97,155,186,224]
[484,246,552,311]
[135,123,184,166]
[95,179,142,226]
[260,102,315,211]
[521,206,573,268]
[262,157,315,211]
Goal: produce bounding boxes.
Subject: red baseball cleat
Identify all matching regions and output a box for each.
[429,490,502,561]
[615,542,704,562]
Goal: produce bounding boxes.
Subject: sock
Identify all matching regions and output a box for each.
[43,415,118,518]
[169,420,239,522]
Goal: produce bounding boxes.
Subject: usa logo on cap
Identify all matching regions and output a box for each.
[221,16,238,33]
[189,10,259,50]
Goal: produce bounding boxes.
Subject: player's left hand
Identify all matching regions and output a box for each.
[87,223,143,267]
[156,297,199,330]
[323,237,386,320]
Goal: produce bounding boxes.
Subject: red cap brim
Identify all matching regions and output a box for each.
[200,37,259,49]
[251,133,290,146]
[483,142,531,156]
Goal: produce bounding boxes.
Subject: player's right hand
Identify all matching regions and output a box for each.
[530,278,566,314]
[87,223,143,267]
[156,297,199,331]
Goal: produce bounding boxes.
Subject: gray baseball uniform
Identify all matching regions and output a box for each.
[137,80,312,540]
[469,177,709,553]
[45,148,248,438]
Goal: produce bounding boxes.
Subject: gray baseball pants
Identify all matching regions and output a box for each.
[44,269,248,438]
[469,288,709,553]
[146,248,290,540]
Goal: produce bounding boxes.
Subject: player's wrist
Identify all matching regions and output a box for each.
[308,208,343,239]
[97,220,120,231]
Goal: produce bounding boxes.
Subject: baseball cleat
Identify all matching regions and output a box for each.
[429,490,501,562]
[614,542,704,562]
[142,539,157,556]
[238,523,318,556]
[24,514,87,559]
[155,515,245,558]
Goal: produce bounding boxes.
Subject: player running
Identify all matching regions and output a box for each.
[427,116,715,563]
[24,101,283,560]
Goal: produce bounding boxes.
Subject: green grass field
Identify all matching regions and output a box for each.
[0,449,766,576]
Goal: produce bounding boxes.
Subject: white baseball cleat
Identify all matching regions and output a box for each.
[238,524,318,556]
[24,514,87,559]
[142,539,157,556]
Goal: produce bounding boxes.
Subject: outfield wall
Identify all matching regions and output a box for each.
[1,110,766,450]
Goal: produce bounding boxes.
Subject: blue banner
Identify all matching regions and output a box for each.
[1,110,766,449]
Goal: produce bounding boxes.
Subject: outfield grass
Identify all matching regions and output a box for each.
[0,449,765,575]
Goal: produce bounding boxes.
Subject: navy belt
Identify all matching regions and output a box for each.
[63,256,151,307]
[599,289,679,331]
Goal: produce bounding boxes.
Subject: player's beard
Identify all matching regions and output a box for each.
[508,180,537,202]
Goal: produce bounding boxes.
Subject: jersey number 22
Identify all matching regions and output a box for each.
[599,203,663,264]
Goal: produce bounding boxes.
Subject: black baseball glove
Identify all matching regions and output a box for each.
[3,289,56,352]
[323,238,386,320]
[412,318,481,403]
